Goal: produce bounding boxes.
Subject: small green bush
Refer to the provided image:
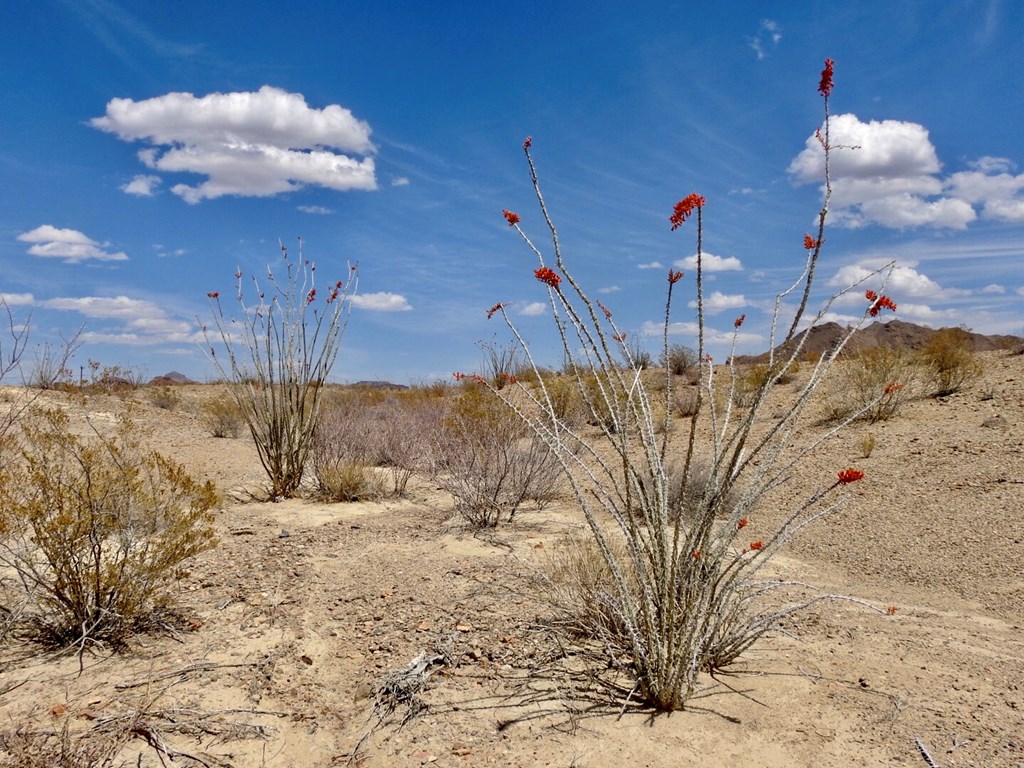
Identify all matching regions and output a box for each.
[200,396,245,438]
[0,409,218,643]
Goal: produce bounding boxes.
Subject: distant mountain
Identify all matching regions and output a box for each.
[735,320,1020,364]
[150,371,194,385]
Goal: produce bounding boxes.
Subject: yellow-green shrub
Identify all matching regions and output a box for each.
[0,409,218,643]
[919,328,982,396]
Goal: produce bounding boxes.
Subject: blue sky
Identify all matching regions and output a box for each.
[2,0,1022,384]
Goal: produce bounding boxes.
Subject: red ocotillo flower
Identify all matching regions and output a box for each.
[669,194,706,230]
[534,267,561,289]
[838,468,865,484]
[819,57,835,98]
[734,314,746,328]
[668,269,684,284]
[865,290,897,317]
[804,234,819,250]
[737,517,749,530]
[487,302,505,319]
[523,135,532,149]
[206,291,219,299]
[503,209,521,226]
[596,299,613,319]
[749,540,764,551]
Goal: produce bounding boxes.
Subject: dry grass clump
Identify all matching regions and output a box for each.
[0,409,218,644]
[918,327,982,396]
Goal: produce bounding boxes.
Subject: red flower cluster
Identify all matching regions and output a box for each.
[734,314,746,329]
[803,234,819,250]
[737,517,748,530]
[326,280,343,304]
[523,136,532,150]
[596,299,613,319]
[487,302,506,319]
[306,288,316,305]
[865,290,898,317]
[612,333,627,342]
[819,57,835,98]
[503,209,521,227]
[691,549,701,559]
[749,540,764,551]
[452,371,467,381]
[206,291,219,299]
[838,468,865,484]
[884,381,903,395]
[886,606,898,616]
[669,194,706,230]
[534,267,561,288]
[498,372,519,384]
[667,269,684,285]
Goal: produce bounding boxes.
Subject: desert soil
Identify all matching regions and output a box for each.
[1,351,1022,767]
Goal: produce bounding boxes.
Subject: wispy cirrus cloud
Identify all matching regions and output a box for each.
[91,86,377,204]
[17,225,128,263]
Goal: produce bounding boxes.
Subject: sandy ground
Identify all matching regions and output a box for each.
[1,351,1022,767]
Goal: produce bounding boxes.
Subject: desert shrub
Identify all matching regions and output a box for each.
[822,347,918,423]
[200,396,245,438]
[431,387,560,527]
[731,361,800,408]
[672,386,699,417]
[146,385,180,411]
[0,409,218,643]
[204,241,357,499]
[311,389,440,499]
[486,60,892,710]
[661,343,697,378]
[919,327,982,396]
[624,336,652,370]
[858,432,876,458]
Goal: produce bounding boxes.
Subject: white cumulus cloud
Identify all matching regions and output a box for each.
[0,292,34,306]
[122,174,161,196]
[17,225,128,263]
[519,302,546,316]
[688,291,746,314]
[350,292,412,312]
[789,114,976,229]
[91,85,377,204]
[674,252,743,272]
[637,261,663,270]
[828,259,968,300]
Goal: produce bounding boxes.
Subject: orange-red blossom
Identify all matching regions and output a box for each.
[838,468,865,484]
[503,209,521,226]
[534,267,561,289]
[669,194,705,230]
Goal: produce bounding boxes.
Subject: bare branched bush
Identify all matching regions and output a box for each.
[479,340,523,389]
[203,239,357,499]
[821,347,918,423]
[0,409,218,644]
[485,61,895,709]
[661,343,697,378]
[431,387,560,527]
[310,391,383,502]
[919,327,982,396]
